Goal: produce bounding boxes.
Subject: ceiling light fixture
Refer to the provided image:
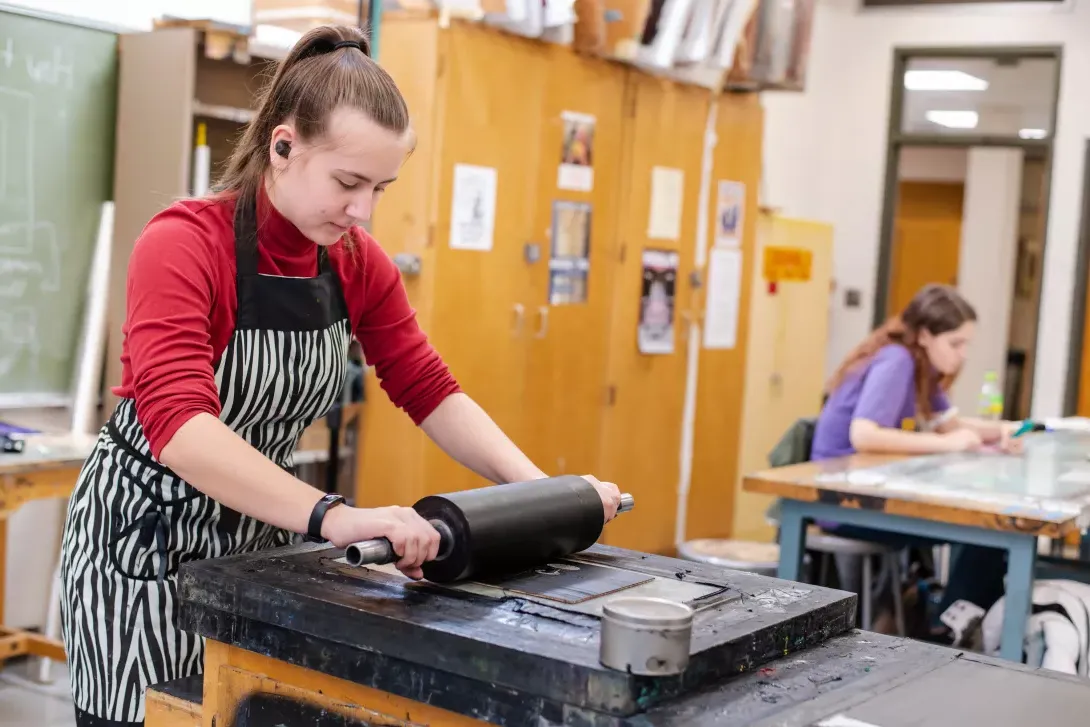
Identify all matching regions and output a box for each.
[1019,128,1047,139]
[925,110,979,129]
[905,70,989,92]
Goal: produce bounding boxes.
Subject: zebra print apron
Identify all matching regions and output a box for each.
[58,192,351,726]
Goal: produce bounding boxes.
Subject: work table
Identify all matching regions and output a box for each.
[178,541,856,724]
[173,540,1090,726]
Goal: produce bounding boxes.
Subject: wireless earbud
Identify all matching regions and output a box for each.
[275,140,291,159]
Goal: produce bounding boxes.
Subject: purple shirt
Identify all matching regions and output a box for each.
[811,344,950,461]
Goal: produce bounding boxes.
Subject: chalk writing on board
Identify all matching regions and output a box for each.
[0,307,39,378]
[1,36,74,88]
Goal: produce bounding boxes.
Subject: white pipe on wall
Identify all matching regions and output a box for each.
[674,98,719,548]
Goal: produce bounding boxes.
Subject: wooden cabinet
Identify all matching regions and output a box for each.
[596,78,709,554]
[520,45,628,481]
[362,20,632,507]
[421,26,550,496]
[356,20,765,555]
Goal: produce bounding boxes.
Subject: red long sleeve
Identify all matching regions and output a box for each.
[116,204,225,458]
[340,234,463,425]
[113,195,460,460]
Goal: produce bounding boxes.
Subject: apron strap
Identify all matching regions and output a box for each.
[232,185,334,278]
[233,187,260,278]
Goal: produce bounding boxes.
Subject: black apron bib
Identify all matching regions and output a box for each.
[58,192,351,725]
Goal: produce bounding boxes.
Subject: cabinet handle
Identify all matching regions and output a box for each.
[535,306,549,338]
[512,303,525,335]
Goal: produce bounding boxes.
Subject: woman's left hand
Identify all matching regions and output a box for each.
[581,474,622,521]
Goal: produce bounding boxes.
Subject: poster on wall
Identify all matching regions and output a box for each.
[558,111,596,192]
[548,200,592,305]
[715,180,745,247]
[648,166,684,240]
[449,163,497,251]
[703,247,742,349]
[638,248,679,355]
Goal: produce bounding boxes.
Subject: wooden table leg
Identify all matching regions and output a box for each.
[0,513,7,627]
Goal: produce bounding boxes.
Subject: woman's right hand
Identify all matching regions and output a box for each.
[940,428,983,453]
[321,505,441,580]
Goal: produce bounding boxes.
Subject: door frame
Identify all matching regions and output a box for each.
[1063,140,1090,415]
[873,45,1063,416]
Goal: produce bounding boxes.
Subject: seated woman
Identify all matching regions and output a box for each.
[811,284,1018,637]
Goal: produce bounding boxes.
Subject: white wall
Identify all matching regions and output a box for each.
[899,147,968,183]
[951,147,1023,413]
[760,0,1087,417]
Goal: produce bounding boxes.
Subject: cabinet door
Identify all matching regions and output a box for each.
[597,78,710,554]
[686,93,764,542]
[519,49,627,480]
[358,18,441,506]
[424,24,550,494]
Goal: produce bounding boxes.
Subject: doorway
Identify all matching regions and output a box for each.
[875,48,1061,421]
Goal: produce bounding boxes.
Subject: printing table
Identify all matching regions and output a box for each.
[170,541,857,725]
[154,539,1090,726]
[0,433,95,668]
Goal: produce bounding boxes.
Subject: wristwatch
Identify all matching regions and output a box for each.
[307,493,346,543]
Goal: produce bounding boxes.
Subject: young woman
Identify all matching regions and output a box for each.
[813,283,1017,460]
[810,283,1017,637]
[59,26,621,726]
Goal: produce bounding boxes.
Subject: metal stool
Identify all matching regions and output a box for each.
[766,500,906,634]
[804,528,906,635]
[677,539,781,576]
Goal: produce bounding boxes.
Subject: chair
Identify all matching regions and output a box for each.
[762,417,907,635]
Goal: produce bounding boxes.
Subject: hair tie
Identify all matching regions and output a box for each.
[333,40,363,52]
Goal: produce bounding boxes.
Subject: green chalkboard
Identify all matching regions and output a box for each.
[0,9,118,406]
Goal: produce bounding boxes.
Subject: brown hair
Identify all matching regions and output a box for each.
[217,25,412,205]
[826,284,977,421]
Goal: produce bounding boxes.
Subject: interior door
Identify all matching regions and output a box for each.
[732,214,834,542]
[423,25,549,495]
[596,77,709,554]
[888,181,964,316]
[519,47,627,481]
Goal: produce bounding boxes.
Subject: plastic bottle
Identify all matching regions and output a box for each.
[978,371,1003,420]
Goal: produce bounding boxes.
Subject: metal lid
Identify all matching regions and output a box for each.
[603,597,694,627]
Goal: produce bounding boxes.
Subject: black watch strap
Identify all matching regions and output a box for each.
[307,493,346,543]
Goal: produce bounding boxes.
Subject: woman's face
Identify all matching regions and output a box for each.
[268,107,413,246]
[919,321,975,375]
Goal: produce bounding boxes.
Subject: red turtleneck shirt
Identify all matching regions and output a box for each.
[113,190,461,459]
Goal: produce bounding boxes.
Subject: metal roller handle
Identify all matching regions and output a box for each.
[345,519,455,567]
[344,492,635,567]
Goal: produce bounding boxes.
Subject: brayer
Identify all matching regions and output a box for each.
[345,475,634,583]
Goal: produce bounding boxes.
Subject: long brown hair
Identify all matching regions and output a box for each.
[217,25,412,206]
[826,284,977,421]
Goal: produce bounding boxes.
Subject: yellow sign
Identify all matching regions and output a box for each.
[762,246,813,282]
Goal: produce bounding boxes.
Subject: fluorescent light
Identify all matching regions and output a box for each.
[925,110,979,129]
[905,70,989,92]
[1019,128,1048,139]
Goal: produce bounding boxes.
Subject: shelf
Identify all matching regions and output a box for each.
[193,100,254,124]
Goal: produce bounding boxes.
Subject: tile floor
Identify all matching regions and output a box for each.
[0,659,75,727]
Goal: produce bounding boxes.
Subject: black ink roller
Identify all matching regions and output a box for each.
[344,475,634,583]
